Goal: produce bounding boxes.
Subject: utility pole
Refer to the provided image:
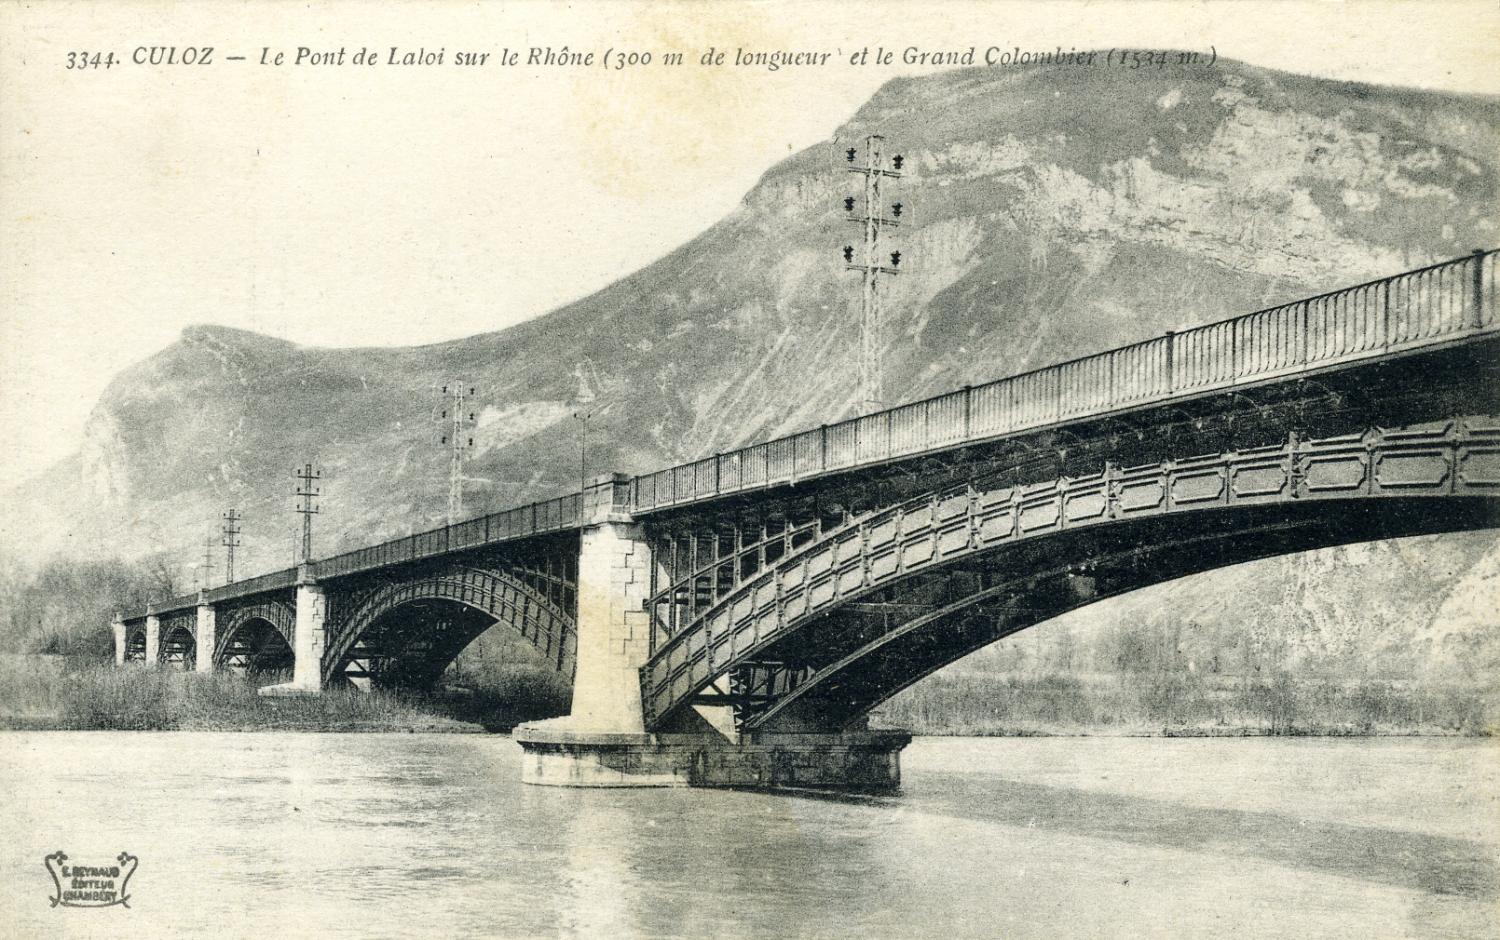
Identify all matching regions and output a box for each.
[573,409,590,495]
[293,463,321,564]
[198,537,217,590]
[841,134,906,413]
[440,382,476,526]
[220,509,241,583]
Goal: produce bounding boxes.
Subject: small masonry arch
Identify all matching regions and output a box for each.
[321,563,576,688]
[214,601,296,672]
[641,417,1500,732]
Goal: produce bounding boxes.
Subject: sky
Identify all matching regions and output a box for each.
[2,0,1497,490]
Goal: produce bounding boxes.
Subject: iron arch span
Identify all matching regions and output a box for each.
[214,602,296,676]
[640,416,1500,733]
[321,564,576,689]
[159,625,195,669]
[124,627,147,662]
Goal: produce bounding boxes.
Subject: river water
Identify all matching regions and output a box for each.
[0,733,1494,938]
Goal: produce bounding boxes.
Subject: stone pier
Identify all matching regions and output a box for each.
[144,612,161,665]
[515,727,911,790]
[514,473,910,790]
[111,614,126,666]
[559,477,654,732]
[195,595,216,673]
[259,564,326,696]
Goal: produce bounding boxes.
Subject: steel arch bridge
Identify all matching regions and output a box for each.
[124,608,197,667]
[639,417,1500,732]
[123,626,146,662]
[159,622,196,669]
[112,250,1500,788]
[214,600,296,673]
[319,561,577,688]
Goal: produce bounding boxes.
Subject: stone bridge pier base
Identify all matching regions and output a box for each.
[259,565,327,697]
[515,474,909,791]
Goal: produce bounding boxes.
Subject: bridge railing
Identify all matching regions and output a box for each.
[130,493,586,617]
[133,250,1495,616]
[149,591,201,616]
[631,249,1496,511]
[312,491,583,582]
[206,567,298,605]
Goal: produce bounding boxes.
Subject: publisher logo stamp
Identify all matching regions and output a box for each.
[43,851,137,908]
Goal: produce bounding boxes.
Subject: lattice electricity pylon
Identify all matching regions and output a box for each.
[293,463,322,564]
[220,509,241,584]
[440,382,478,526]
[841,134,907,413]
[197,537,217,590]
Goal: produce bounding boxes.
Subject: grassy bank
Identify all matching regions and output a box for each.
[873,670,1496,736]
[0,656,566,733]
[5,657,1493,737]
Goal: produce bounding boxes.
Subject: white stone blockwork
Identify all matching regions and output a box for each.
[292,575,327,691]
[563,520,654,732]
[144,614,160,665]
[195,603,216,673]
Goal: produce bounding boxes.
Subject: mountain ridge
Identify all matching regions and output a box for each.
[1,59,1496,712]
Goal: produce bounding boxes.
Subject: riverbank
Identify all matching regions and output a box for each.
[873,669,1497,737]
[3,656,1494,736]
[0,657,542,733]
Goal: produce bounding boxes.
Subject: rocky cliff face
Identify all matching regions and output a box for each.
[3,58,1496,691]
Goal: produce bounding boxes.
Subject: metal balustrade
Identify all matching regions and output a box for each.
[312,492,584,582]
[632,249,1495,510]
[132,250,1496,618]
[205,568,297,604]
[149,592,202,616]
[640,415,1500,727]
[139,492,585,616]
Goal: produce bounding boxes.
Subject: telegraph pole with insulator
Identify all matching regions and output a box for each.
[573,409,591,497]
[440,382,476,526]
[841,135,906,413]
[220,509,241,583]
[293,463,321,564]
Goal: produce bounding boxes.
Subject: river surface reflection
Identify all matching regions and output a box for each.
[1,733,1494,938]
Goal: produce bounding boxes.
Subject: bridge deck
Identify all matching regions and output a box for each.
[126,249,1497,622]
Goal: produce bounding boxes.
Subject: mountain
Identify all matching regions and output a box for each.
[2,57,1497,709]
